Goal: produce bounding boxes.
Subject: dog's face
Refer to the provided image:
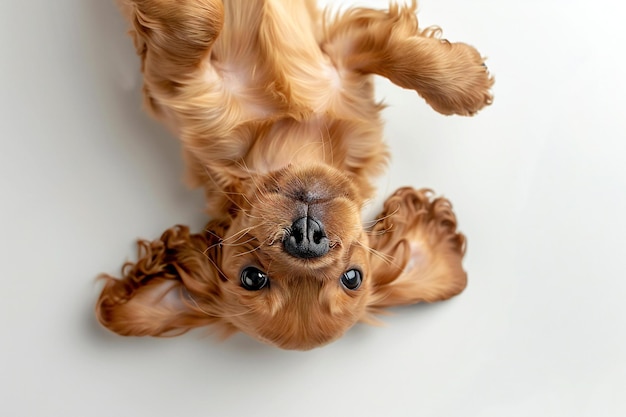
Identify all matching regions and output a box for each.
[216,164,372,350]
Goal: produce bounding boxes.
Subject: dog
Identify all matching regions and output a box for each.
[96,0,493,350]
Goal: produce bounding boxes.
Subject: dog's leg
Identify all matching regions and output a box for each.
[119,0,250,198]
[120,0,223,83]
[366,188,467,310]
[323,3,493,116]
[118,0,230,126]
[96,223,233,337]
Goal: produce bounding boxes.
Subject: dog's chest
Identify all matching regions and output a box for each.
[190,0,383,175]
[204,0,350,121]
[204,57,345,121]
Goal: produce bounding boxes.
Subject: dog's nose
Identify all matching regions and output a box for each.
[283,217,330,259]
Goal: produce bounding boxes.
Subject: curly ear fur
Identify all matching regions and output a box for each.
[96,221,235,337]
[367,187,467,311]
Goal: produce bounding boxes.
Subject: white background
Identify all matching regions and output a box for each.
[2,0,625,416]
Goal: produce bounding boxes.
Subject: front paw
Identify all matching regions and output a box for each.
[130,0,224,57]
[422,42,494,116]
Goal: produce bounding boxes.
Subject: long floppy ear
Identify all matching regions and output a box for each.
[96,221,234,337]
[366,187,467,311]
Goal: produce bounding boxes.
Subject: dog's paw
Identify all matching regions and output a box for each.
[421,42,494,116]
[130,0,224,56]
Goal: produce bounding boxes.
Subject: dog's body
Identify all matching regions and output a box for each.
[97,0,493,350]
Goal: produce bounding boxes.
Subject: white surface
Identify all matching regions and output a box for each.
[2,0,625,415]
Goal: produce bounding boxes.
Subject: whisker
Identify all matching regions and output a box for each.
[362,205,401,228]
[208,188,256,210]
[200,249,229,281]
[201,162,268,215]
[220,226,258,242]
[204,225,262,253]
[219,236,258,248]
[365,226,394,236]
[236,159,265,204]
[355,239,399,267]
[232,239,269,257]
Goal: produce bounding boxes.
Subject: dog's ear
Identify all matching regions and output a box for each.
[96,221,234,337]
[366,188,467,311]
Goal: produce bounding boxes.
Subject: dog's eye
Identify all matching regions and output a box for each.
[240,267,269,291]
[341,269,362,290]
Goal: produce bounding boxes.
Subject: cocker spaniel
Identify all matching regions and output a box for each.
[96,0,493,350]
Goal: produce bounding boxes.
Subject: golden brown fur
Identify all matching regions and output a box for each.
[96,0,493,350]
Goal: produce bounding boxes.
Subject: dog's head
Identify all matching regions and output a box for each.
[212,164,372,349]
[97,164,467,350]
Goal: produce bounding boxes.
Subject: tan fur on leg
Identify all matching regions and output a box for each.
[323,1,493,115]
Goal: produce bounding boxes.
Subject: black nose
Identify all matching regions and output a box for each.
[283,217,330,259]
